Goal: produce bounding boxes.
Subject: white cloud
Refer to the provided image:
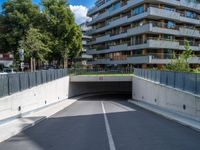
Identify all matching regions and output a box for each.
[70,5,91,25]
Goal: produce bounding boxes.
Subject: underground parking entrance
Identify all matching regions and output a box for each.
[68,76,133,98]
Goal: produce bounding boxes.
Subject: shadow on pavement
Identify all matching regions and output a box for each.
[0,95,200,150]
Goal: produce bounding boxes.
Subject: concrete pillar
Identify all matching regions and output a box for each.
[157,49,164,59]
[142,49,147,55]
[143,34,147,43]
[142,64,147,68]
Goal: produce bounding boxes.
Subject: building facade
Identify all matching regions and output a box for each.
[0,53,13,70]
[76,22,92,67]
[87,0,200,68]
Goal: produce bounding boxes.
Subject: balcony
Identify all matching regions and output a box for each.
[88,0,200,18]
[88,11,150,35]
[128,38,200,51]
[87,44,128,55]
[87,0,119,16]
[147,39,180,49]
[179,27,200,37]
[149,6,200,25]
[89,24,150,44]
[88,5,200,32]
[87,0,144,25]
[88,38,200,56]
[155,0,200,11]
[88,53,200,65]
[87,58,111,65]
[90,21,200,45]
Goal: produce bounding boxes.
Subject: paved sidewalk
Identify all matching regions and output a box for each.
[129,100,200,131]
[0,98,77,143]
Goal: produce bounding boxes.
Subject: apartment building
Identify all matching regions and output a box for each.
[87,0,200,68]
[74,22,92,67]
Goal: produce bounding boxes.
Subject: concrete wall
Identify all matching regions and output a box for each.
[132,76,200,122]
[0,75,132,123]
[70,76,132,82]
[0,76,70,123]
[3,74,199,125]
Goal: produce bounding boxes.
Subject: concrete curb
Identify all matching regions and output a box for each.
[0,93,117,143]
[128,99,200,132]
[0,98,78,143]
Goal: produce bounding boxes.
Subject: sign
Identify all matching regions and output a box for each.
[19,49,24,61]
[20,62,24,70]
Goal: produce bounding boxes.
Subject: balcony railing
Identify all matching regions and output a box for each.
[89,3,200,28]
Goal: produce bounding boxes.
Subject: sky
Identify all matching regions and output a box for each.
[0,0,96,24]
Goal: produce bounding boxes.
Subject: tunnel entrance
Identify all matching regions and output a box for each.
[68,81,132,98]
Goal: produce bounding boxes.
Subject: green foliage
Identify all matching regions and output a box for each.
[0,0,39,53]
[41,0,82,64]
[20,28,51,62]
[67,25,82,59]
[192,68,200,73]
[165,40,193,72]
[0,0,82,67]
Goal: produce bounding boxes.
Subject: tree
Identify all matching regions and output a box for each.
[0,0,40,55]
[67,24,82,61]
[0,0,82,69]
[20,28,51,70]
[41,0,82,67]
[166,40,193,72]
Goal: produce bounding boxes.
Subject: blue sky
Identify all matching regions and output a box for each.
[0,0,96,24]
[68,0,95,8]
[0,0,95,9]
[32,0,95,8]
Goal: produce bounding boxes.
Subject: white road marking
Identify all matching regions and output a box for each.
[101,101,116,150]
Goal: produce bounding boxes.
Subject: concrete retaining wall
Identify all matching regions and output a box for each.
[0,75,132,123]
[132,76,200,121]
[70,76,132,82]
[2,74,199,126]
[0,76,70,123]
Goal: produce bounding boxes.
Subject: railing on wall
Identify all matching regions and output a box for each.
[69,68,134,76]
[134,68,200,95]
[0,69,68,98]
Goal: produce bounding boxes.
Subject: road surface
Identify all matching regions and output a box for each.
[0,94,200,150]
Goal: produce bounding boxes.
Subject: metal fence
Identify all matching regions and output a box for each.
[0,69,68,98]
[69,68,134,75]
[134,68,200,95]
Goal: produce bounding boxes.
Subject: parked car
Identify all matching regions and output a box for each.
[2,68,16,74]
[42,65,57,70]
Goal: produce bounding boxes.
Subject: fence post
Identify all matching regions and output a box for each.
[183,72,185,91]
[19,73,22,91]
[195,73,197,94]
[173,72,176,88]
[7,74,10,95]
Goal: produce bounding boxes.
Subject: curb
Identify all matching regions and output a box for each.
[128,99,200,132]
[0,93,113,143]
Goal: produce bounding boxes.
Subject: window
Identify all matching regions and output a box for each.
[114,2,120,10]
[132,5,144,15]
[167,21,175,29]
[164,5,175,11]
[185,11,196,18]
[108,6,113,13]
